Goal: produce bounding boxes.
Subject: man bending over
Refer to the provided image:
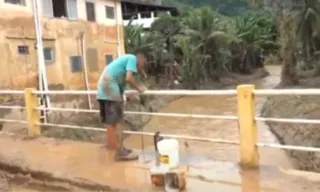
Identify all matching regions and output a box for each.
[97,51,147,161]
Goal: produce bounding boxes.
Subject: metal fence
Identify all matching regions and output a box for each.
[1,85,320,167]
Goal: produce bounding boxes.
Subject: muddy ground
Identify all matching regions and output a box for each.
[0,168,128,192]
[261,77,320,172]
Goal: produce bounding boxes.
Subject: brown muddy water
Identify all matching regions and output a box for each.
[125,65,294,169]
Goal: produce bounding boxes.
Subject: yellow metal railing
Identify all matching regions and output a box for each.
[1,85,320,168]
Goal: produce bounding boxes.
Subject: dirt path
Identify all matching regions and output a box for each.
[0,133,319,191]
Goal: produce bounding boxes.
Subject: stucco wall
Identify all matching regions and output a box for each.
[0,0,125,91]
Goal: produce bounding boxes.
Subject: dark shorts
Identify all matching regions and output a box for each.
[98,100,124,125]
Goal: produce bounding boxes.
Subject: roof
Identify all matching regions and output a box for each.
[121,0,179,14]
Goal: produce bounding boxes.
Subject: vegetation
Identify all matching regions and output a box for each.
[276,0,320,85]
[125,7,276,89]
[125,0,320,88]
[162,0,263,16]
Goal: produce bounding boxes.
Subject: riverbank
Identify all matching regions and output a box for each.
[261,76,320,172]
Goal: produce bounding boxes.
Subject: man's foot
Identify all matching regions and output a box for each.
[122,146,133,153]
[115,148,138,161]
[100,145,133,153]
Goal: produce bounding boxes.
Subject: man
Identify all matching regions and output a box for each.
[97,51,147,161]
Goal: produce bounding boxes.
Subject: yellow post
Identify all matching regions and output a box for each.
[24,88,41,136]
[237,84,259,168]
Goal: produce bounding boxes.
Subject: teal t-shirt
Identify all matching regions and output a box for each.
[97,54,137,101]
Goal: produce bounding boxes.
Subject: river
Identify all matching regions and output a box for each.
[125,65,294,169]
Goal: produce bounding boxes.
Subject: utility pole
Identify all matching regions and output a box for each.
[32,0,51,121]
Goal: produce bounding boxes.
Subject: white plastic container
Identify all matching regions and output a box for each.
[157,139,179,169]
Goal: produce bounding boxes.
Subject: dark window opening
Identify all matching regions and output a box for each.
[17,45,29,55]
[105,6,115,19]
[5,0,25,6]
[43,47,55,64]
[105,54,113,65]
[70,56,83,73]
[85,2,96,22]
[53,0,68,18]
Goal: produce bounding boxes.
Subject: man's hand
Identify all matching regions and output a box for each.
[138,86,146,93]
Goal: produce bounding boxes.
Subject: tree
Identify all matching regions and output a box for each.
[296,0,320,61]
[279,14,299,85]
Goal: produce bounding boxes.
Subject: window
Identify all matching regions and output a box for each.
[17,45,29,55]
[66,0,78,19]
[105,6,115,19]
[53,0,67,18]
[42,0,78,19]
[70,56,83,72]
[85,2,96,22]
[105,54,113,65]
[86,48,98,72]
[5,0,25,6]
[43,48,55,64]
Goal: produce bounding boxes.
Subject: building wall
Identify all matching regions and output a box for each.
[0,0,125,91]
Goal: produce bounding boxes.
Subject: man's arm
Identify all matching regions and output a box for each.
[125,56,144,92]
[126,71,142,92]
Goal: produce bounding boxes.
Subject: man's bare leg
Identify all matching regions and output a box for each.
[106,124,117,150]
[114,119,138,161]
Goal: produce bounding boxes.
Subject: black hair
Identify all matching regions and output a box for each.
[134,49,147,57]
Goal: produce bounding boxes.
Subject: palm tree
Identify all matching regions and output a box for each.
[180,7,231,80]
[296,0,320,60]
[175,38,210,89]
[230,12,277,73]
[279,14,299,85]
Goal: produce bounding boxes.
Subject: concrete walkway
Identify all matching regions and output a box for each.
[0,133,319,192]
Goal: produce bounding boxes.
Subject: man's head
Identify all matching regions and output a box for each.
[135,51,148,77]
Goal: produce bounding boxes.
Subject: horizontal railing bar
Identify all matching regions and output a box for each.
[0,118,28,124]
[32,89,320,96]
[125,111,238,120]
[37,122,240,145]
[32,89,237,96]
[3,89,320,96]
[254,89,320,96]
[0,90,24,94]
[36,107,98,113]
[0,105,25,110]
[255,117,320,124]
[256,143,320,152]
[36,107,238,120]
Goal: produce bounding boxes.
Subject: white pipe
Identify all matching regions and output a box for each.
[36,122,240,145]
[34,106,320,124]
[32,89,237,96]
[0,90,24,94]
[114,0,121,56]
[256,117,320,124]
[0,118,28,124]
[0,105,25,110]
[32,0,51,118]
[256,143,320,152]
[254,89,320,95]
[35,122,320,152]
[80,33,92,109]
[5,88,320,96]
[35,106,238,120]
